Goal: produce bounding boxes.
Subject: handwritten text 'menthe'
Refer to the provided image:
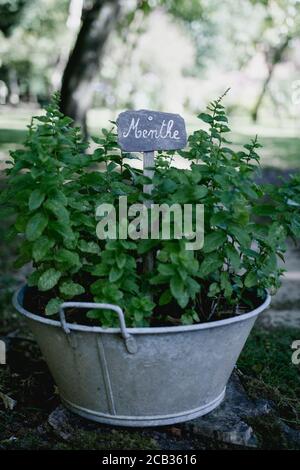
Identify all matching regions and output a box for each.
[122,118,180,140]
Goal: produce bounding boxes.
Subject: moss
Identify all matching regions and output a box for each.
[2,430,53,450]
[56,429,159,451]
[238,326,300,431]
[238,326,300,399]
[2,426,158,451]
[246,414,300,450]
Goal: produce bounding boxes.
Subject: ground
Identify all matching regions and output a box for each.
[0,108,300,450]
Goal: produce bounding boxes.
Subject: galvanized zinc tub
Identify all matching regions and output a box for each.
[13,285,271,427]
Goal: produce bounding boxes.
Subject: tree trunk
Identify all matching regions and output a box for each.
[60,0,121,135]
[251,35,291,122]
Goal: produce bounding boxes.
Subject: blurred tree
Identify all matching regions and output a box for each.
[0,0,70,103]
[251,33,292,121]
[0,0,299,126]
[0,0,30,103]
[60,0,157,134]
[59,0,209,132]
[250,0,300,121]
[0,0,27,36]
[60,0,123,135]
[63,0,297,129]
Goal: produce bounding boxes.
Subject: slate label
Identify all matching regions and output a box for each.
[117,109,187,152]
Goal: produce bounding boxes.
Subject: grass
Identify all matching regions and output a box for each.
[232,133,300,169]
[0,128,27,146]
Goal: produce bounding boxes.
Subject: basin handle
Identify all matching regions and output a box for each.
[59,302,137,354]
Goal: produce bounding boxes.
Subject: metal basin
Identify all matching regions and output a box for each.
[13,285,271,427]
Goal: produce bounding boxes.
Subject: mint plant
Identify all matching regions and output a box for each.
[150,96,288,320]
[2,93,299,327]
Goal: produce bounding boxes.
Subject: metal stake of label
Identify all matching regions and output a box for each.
[143,150,154,272]
[143,151,154,198]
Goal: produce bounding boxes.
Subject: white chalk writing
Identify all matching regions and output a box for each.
[122,118,180,140]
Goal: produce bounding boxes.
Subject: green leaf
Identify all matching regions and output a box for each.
[267,223,286,247]
[210,211,228,227]
[25,212,48,241]
[170,275,189,308]
[158,264,176,276]
[51,221,75,241]
[208,282,220,297]
[242,248,259,259]
[38,268,61,291]
[261,253,277,275]
[192,185,208,200]
[159,178,177,193]
[137,239,159,254]
[28,269,42,287]
[214,115,228,122]
[78,240,100,254]
[198,113,213,124]
[45,198,69,222]
[181,309,199,325]
[109,266,123,282]
[86,309,100,320]
[29,189,45,211]
[220,272,233,298]
[244,271,257,288]
[122,278,139,294]
[107,161,117,172]
[149,274,168,285]
[119,240,136,250]
[186,276,200,297]
[45,298,62,316]
[229,226,251,248]
[225,245,240,271]
[176,291,189,309]
[159,289,172,306]
[55,249,80,267]
[101,284,123,303]
[199,254,223,277]
[291,216,300,238]
[170,274,184,297]
[116,254,126,269]
[203,231,226,253]
[59,281,85,298]
[91,263,109,276]
[32,236,55,262]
